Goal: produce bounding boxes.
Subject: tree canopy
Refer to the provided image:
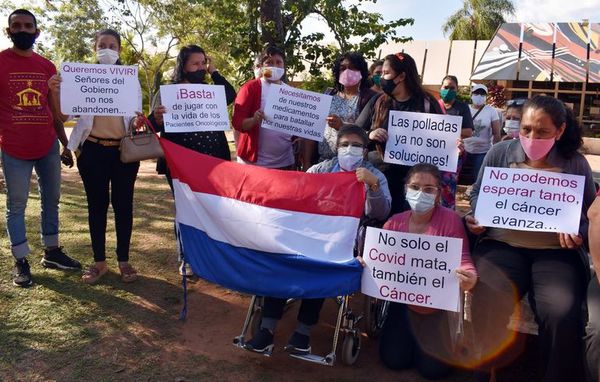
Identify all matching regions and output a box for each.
[442,0,515,40]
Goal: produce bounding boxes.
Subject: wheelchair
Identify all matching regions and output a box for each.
[233,294,363,366]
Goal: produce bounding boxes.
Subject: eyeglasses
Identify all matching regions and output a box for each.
[338,142,364,149]
[395,52,405,62]
[506,98,527,107]
[406,184,439,195]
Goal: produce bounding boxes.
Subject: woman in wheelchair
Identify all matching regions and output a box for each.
[243,124,392,355]
[361,163,477,379]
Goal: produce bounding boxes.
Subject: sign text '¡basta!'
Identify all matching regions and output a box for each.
[176,88,216,100]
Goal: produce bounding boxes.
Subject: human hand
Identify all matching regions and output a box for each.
[206,56,216,74]
[326,115,343,130]
[356,255,366,267]
[558,233,583,249]
[48,74,62,93]
[369,128,388,143]
[60,147,73,168]
[465,215,486,235]
[153,105,166,125]
[455,268,477,291]
[132,111,147,130]
[457,138,464,153]
[253,110,265,124]
[356,168,378,189]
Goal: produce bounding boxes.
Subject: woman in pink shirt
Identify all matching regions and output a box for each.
[366,163,477,379]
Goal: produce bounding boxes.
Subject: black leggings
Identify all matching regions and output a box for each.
[379,303,451,380]
[471,239,586,382]
[262,297,325,326]
[77,141,139,262]
[586,277,600,382]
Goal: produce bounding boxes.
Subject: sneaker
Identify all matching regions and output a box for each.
[41,247,82,270]
[284,331,311,355]
[12,258,33,287]
[243,328,274,354]
[178,261,194,277]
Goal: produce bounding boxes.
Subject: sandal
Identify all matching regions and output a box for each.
[82,265,108,284]
[118,263,138,283]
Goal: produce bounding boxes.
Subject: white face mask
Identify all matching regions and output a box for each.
[96,48,120,65]
[503,119,521,138]
[405,188,436,214]
[471,94,486,106]
[261,66,285,81]
[337,146,364,171]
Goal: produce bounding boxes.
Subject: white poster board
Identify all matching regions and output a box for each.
[361,227,462,312]
[60,62,140,116]
[160,84,230,132]
[261,84,332,141]
[383,111,462,172]
[474,167,585,233]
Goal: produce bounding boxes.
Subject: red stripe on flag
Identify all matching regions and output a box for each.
[161,139,365,218]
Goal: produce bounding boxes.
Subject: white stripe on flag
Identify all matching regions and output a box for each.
[173,180,360,263]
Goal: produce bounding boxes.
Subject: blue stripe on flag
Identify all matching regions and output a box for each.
[179,223,363,298]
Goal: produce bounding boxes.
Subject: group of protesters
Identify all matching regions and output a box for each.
[3,7,600,382]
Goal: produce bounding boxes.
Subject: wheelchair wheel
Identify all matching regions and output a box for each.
[341,331,361,365]
[364,296,389,338]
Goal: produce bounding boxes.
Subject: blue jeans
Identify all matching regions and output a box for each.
[1,140,61,259]
[467,152,486,181]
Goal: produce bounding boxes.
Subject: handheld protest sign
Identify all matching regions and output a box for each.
[261,84,333,141]
[474,167,585,233]
[160,84,230,132]
[361,227,462,312]
[60,62,141,116]
[383,111,462,172]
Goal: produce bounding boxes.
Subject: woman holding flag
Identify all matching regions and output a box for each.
[149,44,236,275]
[243,125,391,355]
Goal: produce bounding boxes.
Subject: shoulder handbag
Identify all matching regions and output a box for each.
[120,115,164,163]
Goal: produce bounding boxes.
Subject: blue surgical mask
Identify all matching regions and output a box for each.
[337,146,364,171]
[405,188,436,214]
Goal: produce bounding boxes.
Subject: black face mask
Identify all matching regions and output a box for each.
[380,75,398,96]
[185,69,207,84]
[9,31,37,51]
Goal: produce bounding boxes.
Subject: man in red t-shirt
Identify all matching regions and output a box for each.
[1,9,81,287]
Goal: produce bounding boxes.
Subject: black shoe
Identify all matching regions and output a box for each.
[284,331,311,355]
[243,328,274,354]
[41,247,82,270]
[12,258,33,287]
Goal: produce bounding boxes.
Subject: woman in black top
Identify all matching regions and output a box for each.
[150,44,237,184]
[354,52,444,214]
[149,45,236,275]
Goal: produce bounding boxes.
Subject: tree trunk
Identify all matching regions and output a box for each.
[260,0,284,46]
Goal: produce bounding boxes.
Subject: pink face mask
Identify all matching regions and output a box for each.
[519,135,556,161]
[339,69,362,87]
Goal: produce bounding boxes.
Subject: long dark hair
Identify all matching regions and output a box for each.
[372,52,438,130]
[332,52,370,93]
[522,95,582,159]
[172,45,206,84]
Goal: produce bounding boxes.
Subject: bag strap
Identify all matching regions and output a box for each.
[472,105,484,121]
